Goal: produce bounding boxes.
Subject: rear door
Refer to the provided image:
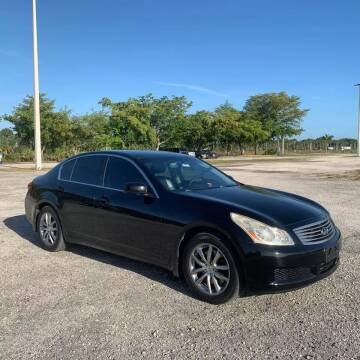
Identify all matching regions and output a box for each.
[59,154,107,245]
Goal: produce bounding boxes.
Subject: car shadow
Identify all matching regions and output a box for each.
[3,214,194,300]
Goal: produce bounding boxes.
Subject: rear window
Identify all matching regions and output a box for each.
[59,159,76,181]
[71,155,107,186]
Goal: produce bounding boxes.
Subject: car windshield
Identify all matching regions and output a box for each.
[140,156,237,191]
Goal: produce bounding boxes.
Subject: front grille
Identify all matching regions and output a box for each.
[273,259,338,285]
[293,218,335,245]
[274,266,313,284]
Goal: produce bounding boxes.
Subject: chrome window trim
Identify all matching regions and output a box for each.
[58,157,77,181]
[57,153,159,198]
[70,158,77,180]
[102,156,110,187]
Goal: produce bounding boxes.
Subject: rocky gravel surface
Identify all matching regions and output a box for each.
[1,155,360,359]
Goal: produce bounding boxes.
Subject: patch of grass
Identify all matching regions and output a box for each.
[207,156,315,167]
[206,159,246,166]
[320,170,360,181]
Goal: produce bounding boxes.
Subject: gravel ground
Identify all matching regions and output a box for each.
[1,155,360,359]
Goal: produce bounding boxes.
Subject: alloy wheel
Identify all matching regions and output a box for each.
[189,243,230,295]
[39,212,58,246]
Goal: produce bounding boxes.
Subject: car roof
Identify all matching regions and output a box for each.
[70,150,191,161]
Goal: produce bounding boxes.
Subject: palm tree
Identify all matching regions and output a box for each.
[317,134,334,152]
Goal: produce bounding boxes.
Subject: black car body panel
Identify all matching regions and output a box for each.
[25,150,341,293]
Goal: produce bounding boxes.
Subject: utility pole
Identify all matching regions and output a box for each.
[32,0,42,170]
[355,84,360,157]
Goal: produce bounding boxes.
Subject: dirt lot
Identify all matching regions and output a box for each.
[1,155,360,359]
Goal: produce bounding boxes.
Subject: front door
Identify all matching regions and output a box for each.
[92,156,167,263]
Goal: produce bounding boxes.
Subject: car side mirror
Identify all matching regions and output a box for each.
[125,182,149,196]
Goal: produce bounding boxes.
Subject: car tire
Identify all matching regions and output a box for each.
[182,233,241,304]
[37,206,66,252]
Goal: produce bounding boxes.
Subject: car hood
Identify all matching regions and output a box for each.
[180,185,327,227]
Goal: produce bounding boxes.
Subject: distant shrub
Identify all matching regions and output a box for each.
[264,148,277,155]
[45,147,77,162]
[4,147,34,162]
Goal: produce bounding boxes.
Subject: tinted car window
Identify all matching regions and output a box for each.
[59,159,76,180]
[104,157,145,190]
[141,156,236,191]
[71,155,107,186]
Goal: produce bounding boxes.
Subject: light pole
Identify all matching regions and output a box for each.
[32,0,42,170]
[355,84,360,157]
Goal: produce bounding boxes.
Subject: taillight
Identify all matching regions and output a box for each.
[27,182,33,191]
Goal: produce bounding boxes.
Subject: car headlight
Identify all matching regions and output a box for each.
[230,212,294,246]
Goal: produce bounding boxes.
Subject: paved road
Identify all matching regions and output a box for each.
[1,155,360,359]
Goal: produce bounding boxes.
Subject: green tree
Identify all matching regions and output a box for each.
[149,95,192,149]
[1,91,311,160]
[2,94,73,154]
[213,102,241,154]
[0,128,17,153]
[178,111,215,151]
[100,94,192,150]
[72,112,112,152]
[317,134,334,141]
[243,92,308,155]
[100,96,157,149]
[236,118,269,155]
[317,134,334,152]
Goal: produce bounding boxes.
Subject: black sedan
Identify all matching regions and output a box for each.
[25,151,341,304]
[196,149,218,159]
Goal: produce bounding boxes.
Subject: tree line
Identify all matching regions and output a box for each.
[0,91,338,162]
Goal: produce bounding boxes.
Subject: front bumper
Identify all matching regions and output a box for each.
[243,230,341,293]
